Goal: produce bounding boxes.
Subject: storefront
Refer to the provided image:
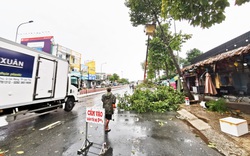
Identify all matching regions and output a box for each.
[182,44,250,97]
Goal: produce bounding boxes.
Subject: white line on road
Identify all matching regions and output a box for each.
[39,121,62,131]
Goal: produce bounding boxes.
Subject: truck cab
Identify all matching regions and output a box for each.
[64,74,80,112]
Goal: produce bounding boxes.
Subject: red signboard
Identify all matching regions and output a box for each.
[21,36,54,54]
[21,36,53,41]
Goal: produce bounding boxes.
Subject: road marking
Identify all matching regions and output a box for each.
[0,116,8,127]
[39,121,62,130]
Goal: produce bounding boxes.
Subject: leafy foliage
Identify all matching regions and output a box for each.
[206,98,227,113]
[126,0,249,29]
[161,0,230,28]
[125,0,162,26]
[235,0,250,5]
[147,23,191,80]
[117,78,129,84]
[108,73,120,82]
[161,0,250,28]
[125,0,250,98]
[117,84,185,113]
[185,48,203,65]
[125,0,194,99]
[179,57,189,68]
[148,35,174,79]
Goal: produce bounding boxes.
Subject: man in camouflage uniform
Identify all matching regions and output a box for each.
[102,87,116,133]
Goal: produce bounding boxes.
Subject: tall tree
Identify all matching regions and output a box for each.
[148,23,185,79]
[125,0,193,98]
[125,0,249,99]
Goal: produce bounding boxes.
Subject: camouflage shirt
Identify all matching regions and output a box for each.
[102,92,116,114]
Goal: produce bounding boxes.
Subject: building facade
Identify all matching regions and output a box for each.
[21,36,82,73]
[182,31,250,98]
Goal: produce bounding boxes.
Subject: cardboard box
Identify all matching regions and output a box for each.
[219,117,248,137]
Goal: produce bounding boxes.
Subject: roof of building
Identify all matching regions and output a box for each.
[182,44,250,71]
[191,31,250,64]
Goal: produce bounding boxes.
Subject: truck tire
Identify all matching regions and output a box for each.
[64,97,75,112]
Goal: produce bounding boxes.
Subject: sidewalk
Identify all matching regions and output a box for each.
[178,104,250,156]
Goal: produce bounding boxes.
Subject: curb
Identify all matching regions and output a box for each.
[177,108,249,156]
[78,90,105,98]
[77,87,124,102]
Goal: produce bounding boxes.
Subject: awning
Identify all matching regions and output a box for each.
[182,44,250,71]
[70,71,81,77]
[170,75,179,82]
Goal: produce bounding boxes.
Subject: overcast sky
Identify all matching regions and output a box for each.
[1,1,250,81]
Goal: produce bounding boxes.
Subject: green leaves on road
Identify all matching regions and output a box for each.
[117,84,184,113]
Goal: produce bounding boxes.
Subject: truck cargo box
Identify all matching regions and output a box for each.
[0,37,69,110]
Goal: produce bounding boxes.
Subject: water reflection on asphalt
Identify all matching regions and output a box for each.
[74,87,222,156]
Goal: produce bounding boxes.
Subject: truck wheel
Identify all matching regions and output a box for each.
[64,97,75,112]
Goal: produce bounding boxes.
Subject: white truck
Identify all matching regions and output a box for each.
[0,37,80,120]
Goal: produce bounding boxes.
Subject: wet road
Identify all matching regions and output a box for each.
[0,87,223,156]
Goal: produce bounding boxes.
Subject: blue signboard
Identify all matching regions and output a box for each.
[81,75,88,80]
[88,74,96,80]
[0,47,35,78]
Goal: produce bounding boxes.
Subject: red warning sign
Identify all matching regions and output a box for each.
[86,107,105,125]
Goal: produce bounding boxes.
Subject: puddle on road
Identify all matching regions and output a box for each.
[0,129,7,142]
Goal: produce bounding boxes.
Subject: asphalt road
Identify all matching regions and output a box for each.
[0,87,223,156]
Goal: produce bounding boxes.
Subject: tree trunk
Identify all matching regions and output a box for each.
[154,15,193,99]
[164,62,169,77]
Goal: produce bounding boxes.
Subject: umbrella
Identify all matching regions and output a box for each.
[205,73,218,95]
